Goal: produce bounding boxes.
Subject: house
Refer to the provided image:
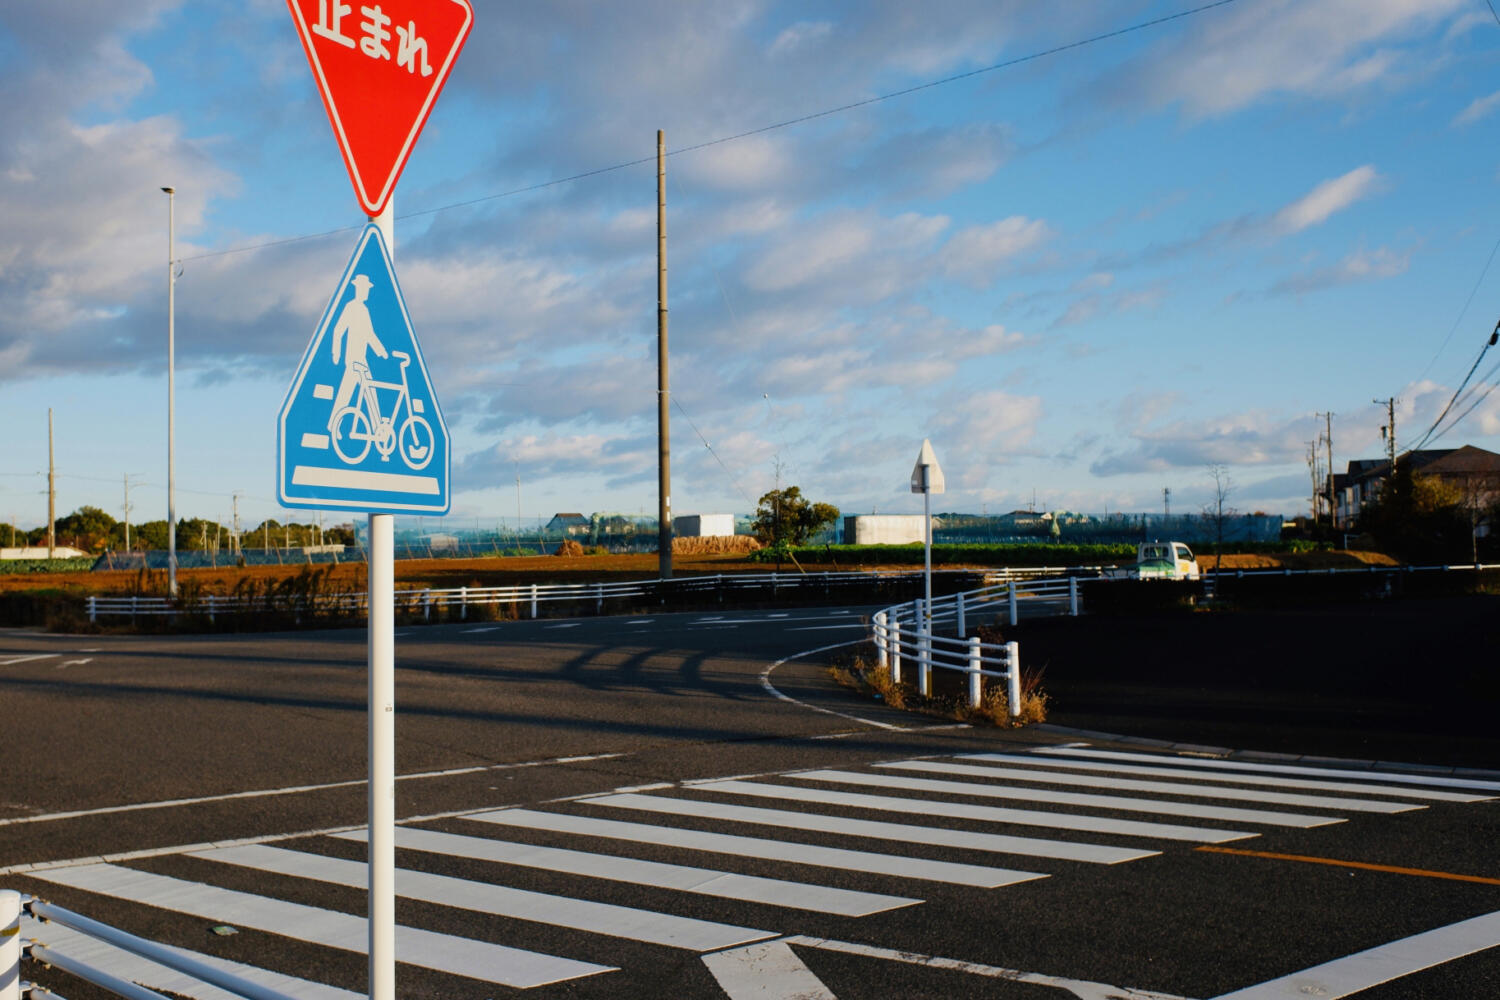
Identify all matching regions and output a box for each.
[544,513,591,537]
[1332,445,1500,528]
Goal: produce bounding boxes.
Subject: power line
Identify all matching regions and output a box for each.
[1407,317,1500,452]
[182,0,1242,264]
[1416,232,1500,381]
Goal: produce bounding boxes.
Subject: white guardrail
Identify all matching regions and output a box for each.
[871,575,1081,716]
[2,890,296,1000]
[83,570,932,624]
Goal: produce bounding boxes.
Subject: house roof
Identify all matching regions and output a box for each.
[1340,446,1500,485]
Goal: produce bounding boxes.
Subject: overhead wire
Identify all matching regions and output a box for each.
[181,0,1242,264]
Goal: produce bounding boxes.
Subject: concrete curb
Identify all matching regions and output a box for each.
[1032,723,1500,782]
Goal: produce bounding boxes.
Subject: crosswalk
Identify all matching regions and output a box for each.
[17,745,1499,997]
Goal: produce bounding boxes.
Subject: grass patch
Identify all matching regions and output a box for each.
[827,643,1047,729]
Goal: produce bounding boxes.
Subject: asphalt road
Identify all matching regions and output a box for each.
[1,604,1497,999]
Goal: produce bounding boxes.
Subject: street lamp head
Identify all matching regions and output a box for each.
[161,186,175,194]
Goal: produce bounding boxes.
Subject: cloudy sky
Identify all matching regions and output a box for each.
[4,0,1500,532]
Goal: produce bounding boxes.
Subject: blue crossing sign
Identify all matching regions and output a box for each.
[277,224,450,514]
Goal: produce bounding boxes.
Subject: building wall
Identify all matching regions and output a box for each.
[844,515,927,545]
[673,514,735,537]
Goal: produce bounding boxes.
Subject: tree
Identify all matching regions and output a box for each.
[1201,464,1236,573]
[752,486,840,548]
[54,505,118,553]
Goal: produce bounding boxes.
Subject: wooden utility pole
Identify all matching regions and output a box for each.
[656,129,672,580]
[47,408,56,558]
[1374,397,1397,496]
[1318,411,1334,527]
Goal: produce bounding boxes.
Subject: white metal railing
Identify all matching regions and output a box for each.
[82,570,934,625]
[5,891,298,1000]
[870,575,1081,714]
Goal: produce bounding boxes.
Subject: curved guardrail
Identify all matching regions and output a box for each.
[870,575,1080,716]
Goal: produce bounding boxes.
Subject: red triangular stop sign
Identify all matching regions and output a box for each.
[287,0,473,217]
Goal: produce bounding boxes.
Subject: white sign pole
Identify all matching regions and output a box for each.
[922,468,932,627]
[367,200,396,1000]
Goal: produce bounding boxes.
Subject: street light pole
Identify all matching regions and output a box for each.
[162,186,178,596]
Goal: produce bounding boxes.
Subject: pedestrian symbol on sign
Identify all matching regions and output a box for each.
[277,224,449,514]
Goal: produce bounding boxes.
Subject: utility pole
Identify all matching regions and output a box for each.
[656,128,672,580]
[231,492,242,556]
[1374,397,1398,498]
[47,408,55,558]
[1325,410,1335,521]
[1163,487,1170,518]
[1307,440,1321,523]
[122,474,134,552]
[163,186,179,596]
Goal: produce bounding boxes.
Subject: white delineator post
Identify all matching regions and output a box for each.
[367,202,396,1000]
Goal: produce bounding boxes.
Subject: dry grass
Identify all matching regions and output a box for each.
[827,646,1046,728]
[673,535,762,556]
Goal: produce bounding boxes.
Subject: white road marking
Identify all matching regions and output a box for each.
[861,763,1342,828]
[461,625,500,633]
[700,778,1251,843]
[57,658,93,668]
[759,640,903,731]
[0,653,58,666]
[626,619,654,624]
[586,792,1154,864]
[788,623,868,631]
[28,864,613,988]
[957,754,1421,814]
[0,752,625,832]
[337,826,918,917]
[703,939,835,1000]
[1036,746,1500,793]
[548,622,582,629]
[468,808,1042,888]
[781,936,1195,1000]
[1211,908,1500,999]
[21,918,362,1000]
[200,844,773,952]
[1009,751,1491,802]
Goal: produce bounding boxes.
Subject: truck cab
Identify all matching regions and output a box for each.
[1136,541,1200,580]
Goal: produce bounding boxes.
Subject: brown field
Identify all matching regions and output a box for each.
[0,551,828,598]
[1200,550,1398,571]
[0,547,1398,599]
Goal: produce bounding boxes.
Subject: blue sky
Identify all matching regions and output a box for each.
[4,0,1500,533]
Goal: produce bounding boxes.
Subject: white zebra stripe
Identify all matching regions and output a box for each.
[842,764,1342,828]
[28,863,613,988]
[946,756,1421,814]
[198,844,774,952]
[585,792,1156,864]
[976,752,1488,802]
[1032,747,1500,795]
[19,918,362,1000]
[335,826,918,917]
[466,808,1043,888]
[698,778,1253,843]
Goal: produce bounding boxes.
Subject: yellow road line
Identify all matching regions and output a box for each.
[1195,845,1500,886]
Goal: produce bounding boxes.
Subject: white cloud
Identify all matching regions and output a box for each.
[1453,90,1500,127]
[932,390,1043,453]
[1272,165,1383,234]
[940,216,1049,287]
[768,20,832,58]
[1268,245,1411,296]
[1101,0,1467,118]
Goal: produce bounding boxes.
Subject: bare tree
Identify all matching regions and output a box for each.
[1203,464,1236,576]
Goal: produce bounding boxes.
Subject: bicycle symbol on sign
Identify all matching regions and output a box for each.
[326,272,435,470]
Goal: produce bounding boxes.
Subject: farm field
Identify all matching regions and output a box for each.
[0,546,1399,598]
